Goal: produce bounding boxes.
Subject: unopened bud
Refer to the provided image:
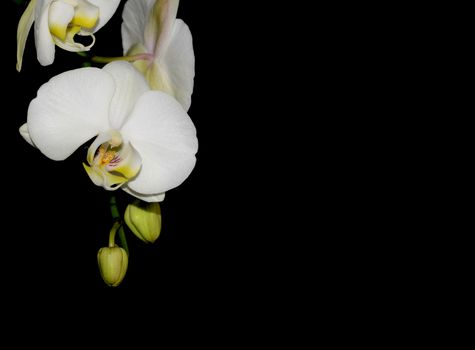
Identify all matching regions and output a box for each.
[97,246,128,287]
[124,201,161,243]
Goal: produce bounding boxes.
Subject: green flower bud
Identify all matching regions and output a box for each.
[124,201,161,243]
[97,246,128,287]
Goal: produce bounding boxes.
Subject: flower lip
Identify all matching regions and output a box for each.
[17,0,121,69]
[48,0,100,52]
[84,130,142,191]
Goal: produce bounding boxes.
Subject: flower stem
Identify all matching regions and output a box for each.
[108,221,121,247]
[110,196,129,255]
[91,53,153,64]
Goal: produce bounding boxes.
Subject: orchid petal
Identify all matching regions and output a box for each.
[19,123,36,147]
[122,186,166,202]
[121,0,154,54]
[16,0,37,72]
[147,0,179,60]
[155,19,194,111]
[27,68,114,160]
[121,91,197,195]
[88,0,121,32]
[48,0,75,41]
[146,61,172,94]
[102,61,150,129]
[34,0,55,66]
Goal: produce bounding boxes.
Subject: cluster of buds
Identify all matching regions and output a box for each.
[97,202,162,287]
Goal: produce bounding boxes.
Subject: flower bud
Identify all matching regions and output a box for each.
[97,246,128,287]
[124,201,161,243]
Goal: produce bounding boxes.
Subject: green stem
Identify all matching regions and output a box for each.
[110,196,129,255]
[92,53,153,64]
[108,221,121,247]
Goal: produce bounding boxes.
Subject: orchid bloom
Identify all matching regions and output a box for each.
[17,0,121,71]
[19,61,198,202]
[121,0,194,110]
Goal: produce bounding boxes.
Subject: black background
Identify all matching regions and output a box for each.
[0,2,326,344]
[0,1,441,341]
[1,0,276,316]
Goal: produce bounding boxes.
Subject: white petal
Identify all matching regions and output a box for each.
[19,123,36,147]
[88,0,121,32]
[35,0,52,13]
[35,0,52,14]
[16,0,37,72]
[121,91,198,195]
[122,186,166,202]
[161,19,195,111]
[102,61,150,129]
[34,0,55,66]
[147,0,179,60]
[27,67,114,160]
[121,0,155,54]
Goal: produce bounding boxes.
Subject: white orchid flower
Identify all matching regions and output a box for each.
[20,61,198,202]
[17,0,121,71]
[121,0,194,110]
